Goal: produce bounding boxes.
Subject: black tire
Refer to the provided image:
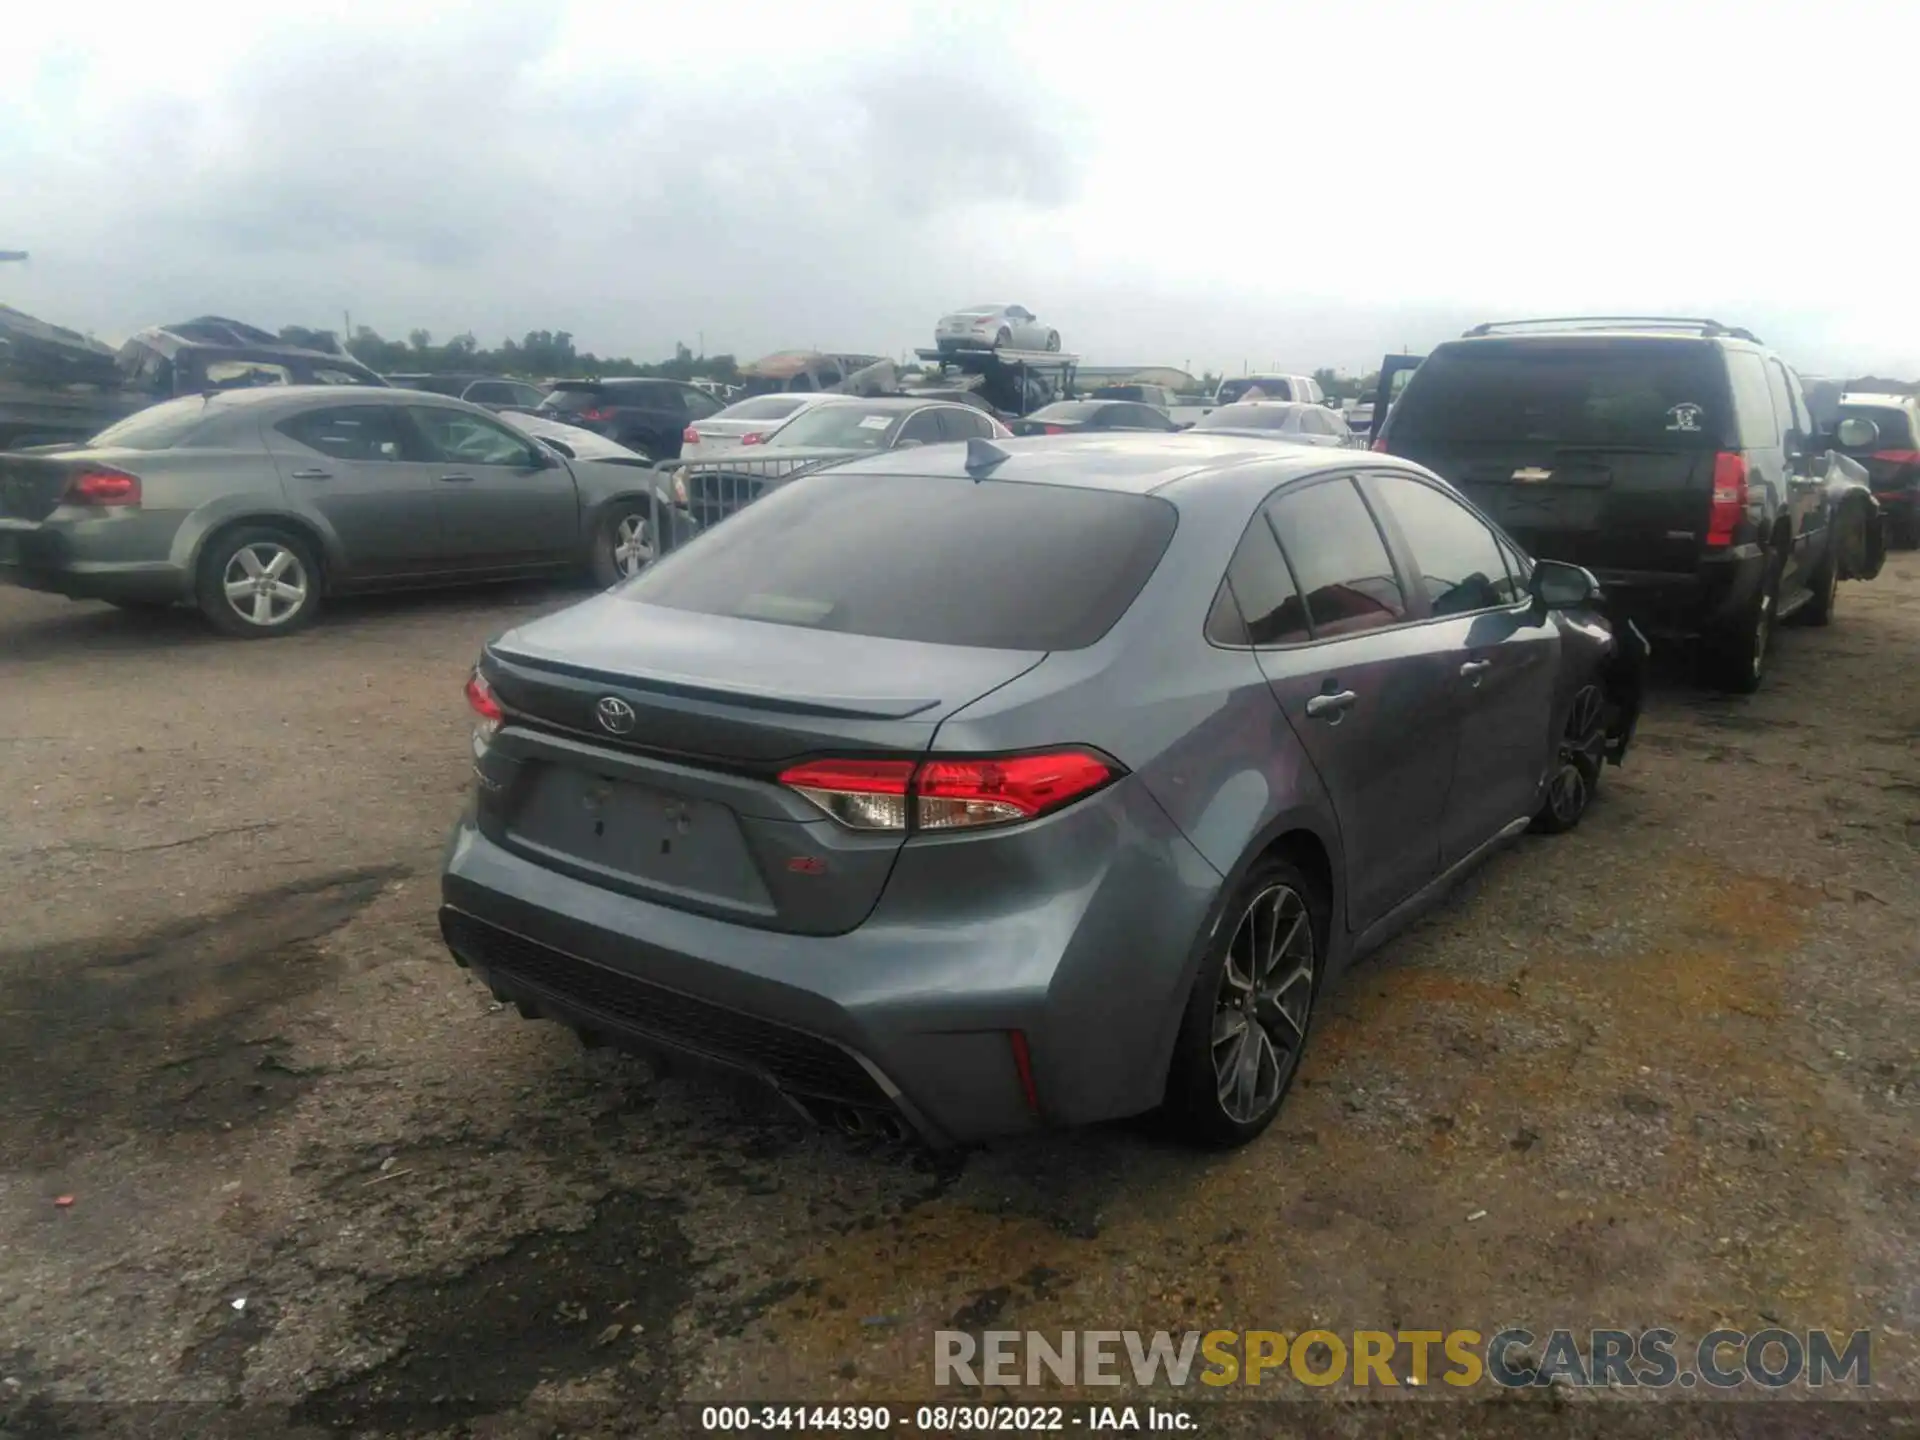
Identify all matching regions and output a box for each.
[994,328,1011,350]
[590,501,658,589]
[195,526,322,638]
[1164,857,1323,1148]
[1797,545,1839,628]
[1045,331,1061,352]
[1699,565,1778,694]
[1531,683,1606,834]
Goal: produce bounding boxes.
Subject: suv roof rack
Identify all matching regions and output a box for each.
[1463,316,1762,343]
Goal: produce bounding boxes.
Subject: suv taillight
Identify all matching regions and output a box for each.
[682,426,700,445]
[1872,448,1920,465]
[778,750,1119,833]
[1706,452,1749,547]
[580,407,612,423]
[64,467,141,506]
[1369,436,1388,453]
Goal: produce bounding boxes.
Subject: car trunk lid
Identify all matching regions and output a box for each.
[474,594,1044,935]
[1415,444,1714,573]
[0,454,79,524]
[1381,338,1732,574]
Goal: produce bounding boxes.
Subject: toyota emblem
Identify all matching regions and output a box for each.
[594,696,637,735]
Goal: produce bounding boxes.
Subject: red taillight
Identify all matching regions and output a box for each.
[1872,449,1920,465]
[465,669,503,722]
[740,432,766,446]
[1042,424,1066,436]
[682,426,700,445]
[1369,436,1388,453]
[777,758,914,831]
[65,467,141,506]
[580,407,612,423]
[777,749,1118,832]
[1706,451,1749,547]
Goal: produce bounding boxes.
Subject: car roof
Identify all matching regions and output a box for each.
[1839,392,1917,407]
[820,431,1411,497]
[805,395,954,412]
[158,384,471,414]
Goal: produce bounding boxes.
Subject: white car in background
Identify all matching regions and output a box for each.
[934,303,1061,355]
[679,393,839,464]
[1213,373,1326,406]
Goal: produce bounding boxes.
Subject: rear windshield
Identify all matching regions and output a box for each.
[767,405,906,450]
[621,472,1178,650]
[715,396,809,422]
[1196,404,1300,431]
[1218,377,1295,404]
[1838,404,1915,449]
[87,400,212,450]
[1391,340,1731,449]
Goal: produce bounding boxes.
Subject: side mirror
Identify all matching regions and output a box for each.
[1835,416,1878,449]
[1529,559,1598,610]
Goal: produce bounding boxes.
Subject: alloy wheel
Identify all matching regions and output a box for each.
[1546,683,1606,826]
[222,542,309,627]
[612,513,654,579]
[1211,883,1315,1125]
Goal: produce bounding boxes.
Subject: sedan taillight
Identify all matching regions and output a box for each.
[778,750,1119,833]
[64,467,142,506]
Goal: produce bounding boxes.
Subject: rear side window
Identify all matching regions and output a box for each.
[1725,351,1780,449]
[203,359,293,389]
[278,405,416,462]
[1838,404,1915,449]
[1208,514,1310,645]
[1389,341,1732,449]
[622,473,1177,651]
[1267,479,1407,637]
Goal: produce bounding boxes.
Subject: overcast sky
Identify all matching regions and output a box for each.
[6,0,1916,378]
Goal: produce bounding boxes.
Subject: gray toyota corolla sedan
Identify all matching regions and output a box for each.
[440,433,1644,1147]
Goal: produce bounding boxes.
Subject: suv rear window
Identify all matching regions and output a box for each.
[622,473,1178,650]
[1838,404,1916,450]
[1390,340,1731,449]
[539,386,603,413]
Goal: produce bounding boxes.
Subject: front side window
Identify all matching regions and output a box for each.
[1267,479,1407,638]
[410,407,542,467]
[1368,473,1517,613]
[203,359,294,389]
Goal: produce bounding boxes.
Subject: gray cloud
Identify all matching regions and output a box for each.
[9,12,1088,361]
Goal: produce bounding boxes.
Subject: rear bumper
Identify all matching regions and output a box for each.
[0,519,192,602]
[438,783,1221,1145]
[1590,548,1766,640]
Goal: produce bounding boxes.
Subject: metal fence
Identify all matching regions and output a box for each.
[668,455,833,533]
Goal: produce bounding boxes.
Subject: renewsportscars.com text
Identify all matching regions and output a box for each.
[935,1327,1872,1390]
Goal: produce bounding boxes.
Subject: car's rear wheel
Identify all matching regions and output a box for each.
[1165,858,1321,1147]
[994,328,1011,350]
[1531,683,1606,833]
[591,502,657,588]
[1045,331,1061,352]
[1700,565,1777,694]
[196,526,322,638]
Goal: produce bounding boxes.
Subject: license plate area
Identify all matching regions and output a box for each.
[506,765,773,909]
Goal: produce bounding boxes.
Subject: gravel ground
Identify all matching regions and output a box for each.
[1,560,1915,1439]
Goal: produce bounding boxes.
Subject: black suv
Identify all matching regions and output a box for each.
[1373,318,1885,692]
[536,378,723,462]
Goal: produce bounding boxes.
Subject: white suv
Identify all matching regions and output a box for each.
[1213,373,1325,406]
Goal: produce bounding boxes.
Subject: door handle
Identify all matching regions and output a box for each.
[1460,659,1492,684]
[1305,689,1357,720]
[438,474,476,483]
[289,468,331,481]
